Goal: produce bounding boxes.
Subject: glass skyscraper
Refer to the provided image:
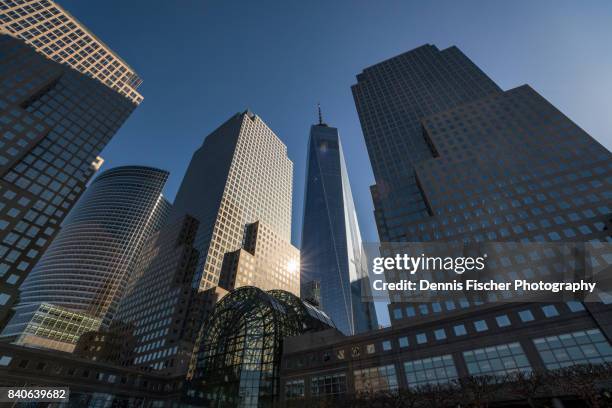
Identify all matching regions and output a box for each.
[0,34,137,330]
[1,166,170,351]
[300,116,378,335]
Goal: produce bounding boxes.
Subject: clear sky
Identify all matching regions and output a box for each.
[60,0,612,247]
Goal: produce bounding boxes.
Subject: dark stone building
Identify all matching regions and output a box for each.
[351,44,612,325]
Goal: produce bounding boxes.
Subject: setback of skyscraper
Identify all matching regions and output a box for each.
[300,116,378,335]
[1,166,170,352]
[0,33,138,330]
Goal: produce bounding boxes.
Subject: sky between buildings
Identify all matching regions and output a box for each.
[59,0,612,247]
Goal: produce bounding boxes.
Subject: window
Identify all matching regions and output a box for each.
[474,320,488,332]
[434,328,447,340]
[404,354,458,388]
[366,344,375,354]
[0,356,12,366]
[454,324,467,336]
[533,329,612,369]
[311,373,346,397]
[541,305,559,318]
[416,333,427,344]
[398,337,409,348]
[336,350,345,360]
[495,315,511,327]
[463,343,531,376]
[285,379,305,399]
[382,340,392,351]
[566,301,585,312]
[406,306,416,317]
[518,310,535,322]
[353,365,398,393]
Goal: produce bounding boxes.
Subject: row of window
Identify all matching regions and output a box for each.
[286,329,612,398]
[298,303,583,367]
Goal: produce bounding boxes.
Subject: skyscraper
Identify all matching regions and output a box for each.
[352,45,500,244]
[0,0,143,104]
[352,44,611,326]
[0,33,138,330]
[1,166,170,352]
[108,110,299,374]
[169,110,295,292]
[300,110,378,335]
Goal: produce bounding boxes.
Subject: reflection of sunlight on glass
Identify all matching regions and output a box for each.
[287,259,299,273]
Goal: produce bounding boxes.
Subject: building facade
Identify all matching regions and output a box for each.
[185,286,335,408]
[0,342,182,407]
[110,215,222,376]
[171,111,293,289]
[300,117,378,335]
[0,34,137,330]
[352,44,612,326]
[220,221,300,296]
[1,166,170,351]
[169,110,294,293]
[352,44,501,245]
[0,0,143,104]
[280,301,612,405]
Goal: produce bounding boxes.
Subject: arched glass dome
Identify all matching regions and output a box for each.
[187,286,334,407]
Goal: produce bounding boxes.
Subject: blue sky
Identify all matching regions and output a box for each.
[60,0,612,247]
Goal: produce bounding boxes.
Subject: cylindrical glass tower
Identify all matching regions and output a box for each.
[1,166,171,351]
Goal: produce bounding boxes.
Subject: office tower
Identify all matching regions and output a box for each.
[352,44,611,325]
[1,166,170,352]
[185,286,335,407]
[108,110,298,375]
[170,110,295,291]
[0,34,137,330]
[300,111,378,335]
[352,45,500,244]
[219,221,300,296]
[0,0,143,104]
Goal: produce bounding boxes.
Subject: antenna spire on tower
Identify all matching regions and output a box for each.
[317,102,327,126]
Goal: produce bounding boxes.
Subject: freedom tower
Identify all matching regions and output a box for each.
[300,108,378,335]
